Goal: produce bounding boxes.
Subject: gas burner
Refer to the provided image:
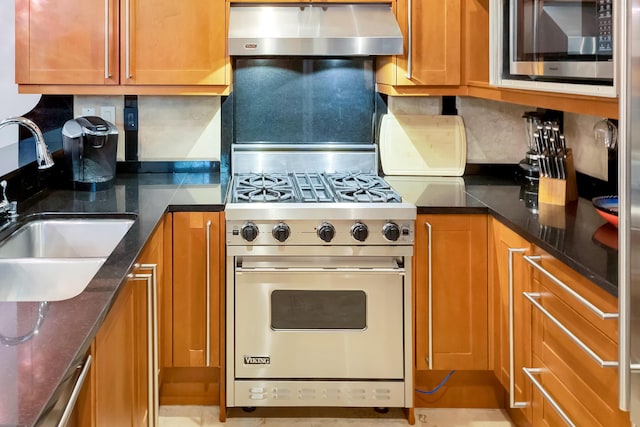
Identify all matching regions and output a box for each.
[238,173,291,189]
[231,171,402,204]
[326,172,389,190]
[327,172,402,203]
[335,188,399,203]
[233,173,297,203]
[235,188,295,202]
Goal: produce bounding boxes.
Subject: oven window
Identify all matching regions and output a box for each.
[271,290,366,330]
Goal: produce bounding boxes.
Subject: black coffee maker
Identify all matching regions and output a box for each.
[62,116,118,191]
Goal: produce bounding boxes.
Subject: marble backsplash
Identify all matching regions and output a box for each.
[74,95,221,163]
[388,96,611,181]
[0,94,611,185]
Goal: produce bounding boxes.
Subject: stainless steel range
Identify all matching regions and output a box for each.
[225,144,416,409]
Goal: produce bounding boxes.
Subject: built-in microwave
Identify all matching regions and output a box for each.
[490,0,615,93]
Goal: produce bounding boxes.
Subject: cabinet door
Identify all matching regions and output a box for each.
[379,0,461,86]
[94,221,163,427]
[415,214,487,371]
[123,0,227,85]
[94,281,136,427]
[15,0,119,85]
[488,219,532,422]
[172,212,221,367]
[132,222,164,427]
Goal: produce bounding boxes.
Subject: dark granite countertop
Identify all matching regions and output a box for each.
[0,171,616,426]
[385,175,617,296]
[0,172,228,427]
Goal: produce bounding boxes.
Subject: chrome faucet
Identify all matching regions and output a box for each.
[0,180,17,220]
[0,116,54,169]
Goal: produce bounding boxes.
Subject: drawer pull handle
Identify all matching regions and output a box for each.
[206,220,212,367]
[523,367,576,427]
[405,0,413,79]
[125,0,132,79]
[523,292,618,368]
[523,255,618,320]
[426,222,433,369]
[104,0,110,79]
[57,354,92,427]
[508,247,528,409]
[131,264,159,426]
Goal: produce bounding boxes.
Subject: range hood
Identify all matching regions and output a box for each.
[228,3,404,56]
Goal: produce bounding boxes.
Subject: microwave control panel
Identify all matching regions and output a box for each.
[598,0,613,54]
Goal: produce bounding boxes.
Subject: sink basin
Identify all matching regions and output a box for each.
[0,217,135,258]
[0,214,136,302]
[0,258,106,302]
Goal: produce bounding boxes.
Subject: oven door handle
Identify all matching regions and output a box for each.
[236,267,405,275]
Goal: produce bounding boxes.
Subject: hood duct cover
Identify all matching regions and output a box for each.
[228,4,404,56]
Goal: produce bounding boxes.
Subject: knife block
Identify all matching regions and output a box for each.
[538,149,578,206]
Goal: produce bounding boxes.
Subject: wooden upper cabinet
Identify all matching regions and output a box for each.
[16,0,228,90]
[125,0,227,85]
[15,0,119,85]
[415,214,488,371]
[377,0,461,87]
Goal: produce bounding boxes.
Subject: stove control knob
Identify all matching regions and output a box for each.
[317,222,336,242]
[241,222,259,242]
[383,222,401,242]
[272,222,291,242]
[351,222,369,242]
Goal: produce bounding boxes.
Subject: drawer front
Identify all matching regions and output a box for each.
[530,250,618,342]
[530,282,629,427]
[530,355,604,427]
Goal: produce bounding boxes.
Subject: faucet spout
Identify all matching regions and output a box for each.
[0,116,54,169]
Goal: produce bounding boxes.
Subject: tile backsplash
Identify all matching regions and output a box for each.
[74,95,221,162]
[0,93,611,186]
[387,96,611,181]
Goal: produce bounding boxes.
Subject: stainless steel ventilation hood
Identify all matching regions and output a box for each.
[228,3,404,56]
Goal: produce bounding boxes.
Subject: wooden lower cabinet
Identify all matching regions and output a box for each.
[489,219,628,426]
[488,218,533,424]
[527,251,629,427]
[94,279,139,426]
[70,217,166,427]
[159,211,224,406]
[414,214,497,407]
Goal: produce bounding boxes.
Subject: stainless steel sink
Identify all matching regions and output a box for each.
[0,258,106,302]
[0,217,135,258]
[0,215,136,302]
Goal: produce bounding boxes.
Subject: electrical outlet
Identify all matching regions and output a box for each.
[81,107,96,116]
[100,106,116,124]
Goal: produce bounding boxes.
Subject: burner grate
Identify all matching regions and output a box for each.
[292,172,334,202]
[233,173,297,203]
[230,172,402,203]
[326,172,402,203]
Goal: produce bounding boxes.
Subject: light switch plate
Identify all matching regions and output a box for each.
[100,106,116,124]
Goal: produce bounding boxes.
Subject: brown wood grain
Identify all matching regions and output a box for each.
[124,0,227,86]
[380,0,461,86]
[488,219,533,424]
[94,281,136,426]
[415,214,488,372]
[15,0,119,85]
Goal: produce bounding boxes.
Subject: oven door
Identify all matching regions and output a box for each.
[234,256,405,380]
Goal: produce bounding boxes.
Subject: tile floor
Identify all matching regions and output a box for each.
[159,406,515,427]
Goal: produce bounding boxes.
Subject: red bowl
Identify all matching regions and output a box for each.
[592,195,618,227]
